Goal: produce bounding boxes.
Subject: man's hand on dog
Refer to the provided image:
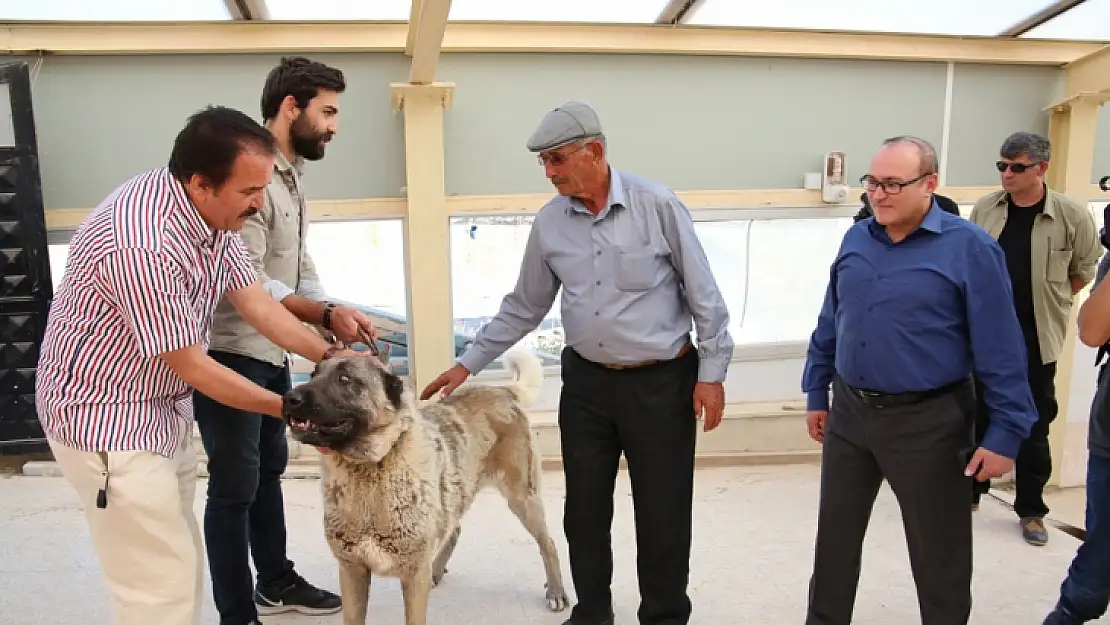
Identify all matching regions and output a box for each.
[328,304,377,345]
[693,382,725,432]
[420,364,471,400]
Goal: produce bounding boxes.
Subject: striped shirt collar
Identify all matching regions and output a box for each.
[163,168,217,248]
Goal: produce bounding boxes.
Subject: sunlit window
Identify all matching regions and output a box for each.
[448,214,852,366]
[3,0,232,21]
[264,0,671,23]
[686,0,1064,37]
[1021,0,1110,41]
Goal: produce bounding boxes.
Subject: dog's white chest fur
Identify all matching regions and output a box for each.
[320,456,444,578]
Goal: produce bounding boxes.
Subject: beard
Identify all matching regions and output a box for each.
[290,116,332,161]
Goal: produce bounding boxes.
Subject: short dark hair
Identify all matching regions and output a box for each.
[260,56,346,121]
[167,105,277,189]
[1001,131,1051,163]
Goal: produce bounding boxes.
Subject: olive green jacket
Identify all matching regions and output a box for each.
[969,188,1101,364]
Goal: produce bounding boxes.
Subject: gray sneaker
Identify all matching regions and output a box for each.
[1022,517,1049,546]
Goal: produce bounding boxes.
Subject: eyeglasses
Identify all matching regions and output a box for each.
[859,173,928,195]
[537,143,587,167]
[996,160,1042,174]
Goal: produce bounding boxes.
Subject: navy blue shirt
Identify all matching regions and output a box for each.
[801,201,1038,459]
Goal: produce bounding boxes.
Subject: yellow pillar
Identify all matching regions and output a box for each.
[391,82,456,394]
[1045,96,1099,488]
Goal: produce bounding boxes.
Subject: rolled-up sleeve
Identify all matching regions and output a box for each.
[238,195,293,301]
[658,195,734,383]
[96,248,205,358]
[296,250,328,301]
[457,221,560,374]
[1072,205,1102,285]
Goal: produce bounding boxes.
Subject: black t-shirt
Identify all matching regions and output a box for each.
[996,187,1046,345]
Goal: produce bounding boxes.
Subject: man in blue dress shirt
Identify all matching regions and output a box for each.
[421,100,734,625]
[801,135,1038,625]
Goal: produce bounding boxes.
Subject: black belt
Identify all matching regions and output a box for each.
[843,377,969,410]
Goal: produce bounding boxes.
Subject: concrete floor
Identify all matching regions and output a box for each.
[1,463,1106,625]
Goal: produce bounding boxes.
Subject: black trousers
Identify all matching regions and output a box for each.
[972,331,1058,519]
[194,350,296,625]
[806,376,976,625]
[559,345,698,625]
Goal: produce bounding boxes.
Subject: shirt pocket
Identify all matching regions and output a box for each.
[615,248,669,291]
[1046,249,1072,284]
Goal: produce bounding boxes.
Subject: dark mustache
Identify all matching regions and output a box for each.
[239,207,259,218]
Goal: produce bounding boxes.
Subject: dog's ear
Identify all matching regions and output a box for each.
[380,368,405,408]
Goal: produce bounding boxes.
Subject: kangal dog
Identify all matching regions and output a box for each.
[282,347,569,625]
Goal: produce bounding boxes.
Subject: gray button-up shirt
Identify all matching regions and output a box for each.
[457,168,734,383]
[208,150,327,367]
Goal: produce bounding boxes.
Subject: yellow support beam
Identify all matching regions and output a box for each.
[405,0,424,56]
[42,186,1000,231]
[407,0,452,84]
[1044,93,1101,489]
[1064,43,1110,101]
[391,81,456,395]
[0,22,1101,64]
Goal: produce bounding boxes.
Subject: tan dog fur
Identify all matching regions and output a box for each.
[282,347,569,625]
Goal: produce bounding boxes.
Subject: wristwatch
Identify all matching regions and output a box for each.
[321,302,337,331]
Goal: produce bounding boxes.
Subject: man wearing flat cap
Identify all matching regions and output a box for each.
[423,100,734,625]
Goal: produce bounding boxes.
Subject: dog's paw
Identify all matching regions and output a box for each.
[544,584,569,612]
[431,567,448,587]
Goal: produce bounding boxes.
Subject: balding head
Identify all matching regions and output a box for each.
[882,135,939,177]
[862,135,940,241]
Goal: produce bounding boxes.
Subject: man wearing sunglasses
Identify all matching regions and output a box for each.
[968,131,1101,546]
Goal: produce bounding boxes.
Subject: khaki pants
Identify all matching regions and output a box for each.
[48,433,205,625]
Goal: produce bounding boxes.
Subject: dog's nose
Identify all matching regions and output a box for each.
[285,388,307,408]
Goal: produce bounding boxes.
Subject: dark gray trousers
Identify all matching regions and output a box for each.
[805,375,976,625]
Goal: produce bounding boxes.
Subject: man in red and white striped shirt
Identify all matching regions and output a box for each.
[36,105,358,625]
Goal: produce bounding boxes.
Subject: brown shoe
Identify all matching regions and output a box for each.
[1021,517,1048,546]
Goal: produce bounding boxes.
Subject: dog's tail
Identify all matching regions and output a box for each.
[503,346,544,408]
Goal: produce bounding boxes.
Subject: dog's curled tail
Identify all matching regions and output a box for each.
[503,346,544,408]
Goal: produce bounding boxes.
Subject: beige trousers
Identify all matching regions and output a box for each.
[49,433,205,625]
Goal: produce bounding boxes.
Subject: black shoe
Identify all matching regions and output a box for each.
[1043,602,1082,625]
[254,572,342,616]
[561,614,615,625]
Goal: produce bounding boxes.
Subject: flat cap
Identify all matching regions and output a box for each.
[526,100,603,153]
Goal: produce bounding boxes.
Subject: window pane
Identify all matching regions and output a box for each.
[4,0,232,21]
[687,0,1059,36]
[264,0,670,22]
[0,84,12,148]
[48,243,68,291]
[264,0,411,21]
[297,219,410,378]
[450,215,564,371]
[697,217,851,346]
[447,0,671,23]
[1021,0,1110,40]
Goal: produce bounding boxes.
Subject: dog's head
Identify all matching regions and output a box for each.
[282,355,410,464]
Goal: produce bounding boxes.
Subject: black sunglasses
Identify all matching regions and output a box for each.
[996,161,1042,174]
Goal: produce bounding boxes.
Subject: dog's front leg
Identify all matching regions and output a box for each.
[338,560,371,625]
[401,564,434,625]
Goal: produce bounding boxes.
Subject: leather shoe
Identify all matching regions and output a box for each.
[561,615,614,625]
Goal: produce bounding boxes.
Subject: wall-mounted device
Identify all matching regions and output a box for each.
[822,151,849,204]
